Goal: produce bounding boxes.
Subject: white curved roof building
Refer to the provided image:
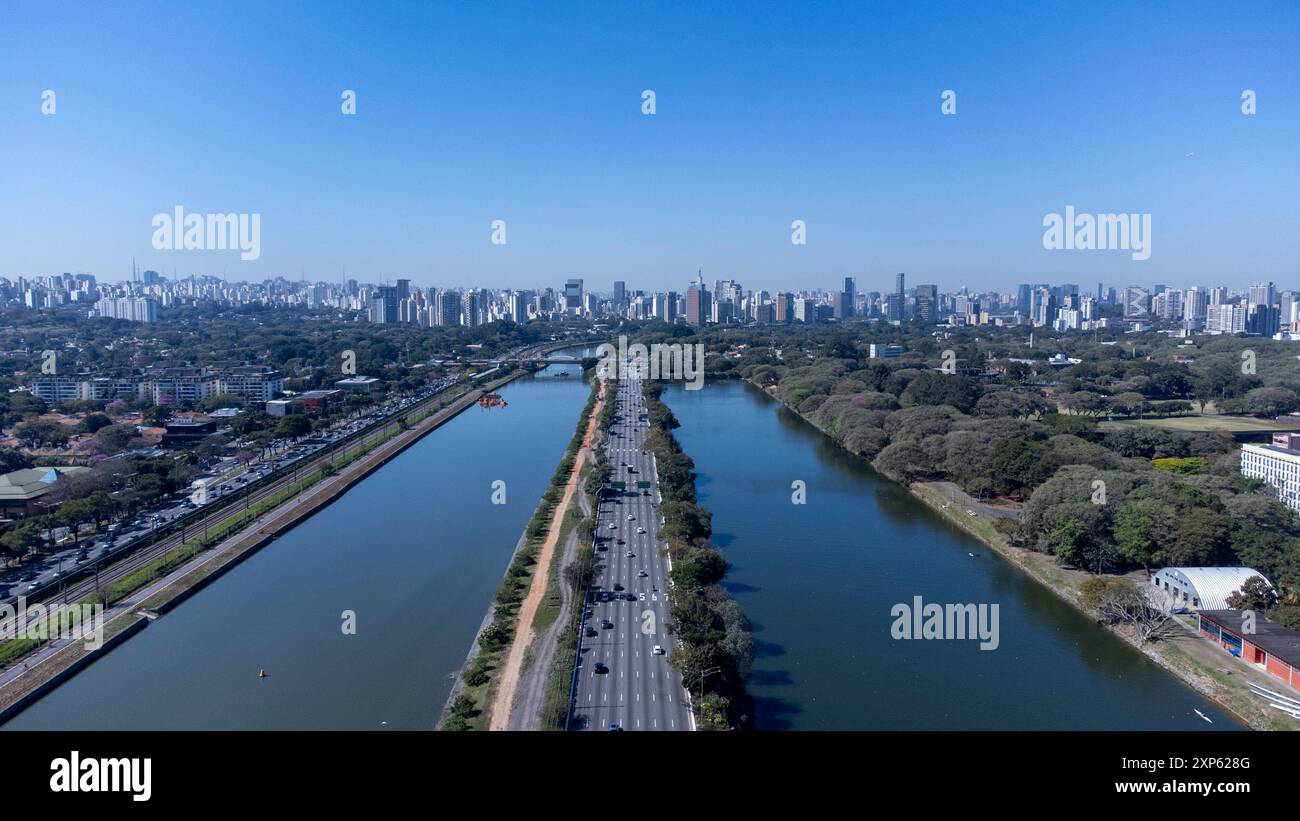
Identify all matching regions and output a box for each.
[1151,567,1271,611]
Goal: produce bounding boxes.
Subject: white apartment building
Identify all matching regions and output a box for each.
[1241,436,1300,513]
[218,366,284,403]
[95,296,158,323]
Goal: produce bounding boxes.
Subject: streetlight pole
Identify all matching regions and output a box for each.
[695,665,721,704]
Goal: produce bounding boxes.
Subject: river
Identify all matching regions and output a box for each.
[4,361,1240,730]
[4,359,593,729]
[663,379,1239,730]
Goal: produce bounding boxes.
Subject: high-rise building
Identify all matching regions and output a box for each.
[885,292,904,323]
[564,279,584,316]
[836,276,855,320]
[612,281,626,314]
[1249,282,1277,311]
[914,284,938,324]
[96,296,158,323]
[370,285,399,323]
[1247,303,1280,336]
[776,292,793,323]
[1124,287,1150,317]
[685,272,710,327]
[462,290,482,327]
[435,289,461,326]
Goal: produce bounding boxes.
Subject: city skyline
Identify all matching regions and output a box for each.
[2,2,1297,292]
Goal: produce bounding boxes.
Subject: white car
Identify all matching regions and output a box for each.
[626,514,634,521]
[653,645,665,655]
[636,527,646,534]
[608,523,617,530]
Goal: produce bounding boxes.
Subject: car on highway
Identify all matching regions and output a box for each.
[653,645,665,655]
[625,551,634,558]
[600,619,613,629]
[593,663,608,674]
[607,523,617,530]
[636,527,645,534]
[638,570,647,577]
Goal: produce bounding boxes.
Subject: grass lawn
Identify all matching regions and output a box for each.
[1099,414,1300,433]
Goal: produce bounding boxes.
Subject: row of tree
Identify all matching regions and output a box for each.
[641,381,753,730]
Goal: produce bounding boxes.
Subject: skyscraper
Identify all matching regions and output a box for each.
[612,280,626,314]
[914,284,937,324]
[564,279,584,316]
[836,276,855,320]
[685,272,710,327]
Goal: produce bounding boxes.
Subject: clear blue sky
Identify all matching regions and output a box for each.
[1,1,1296,294]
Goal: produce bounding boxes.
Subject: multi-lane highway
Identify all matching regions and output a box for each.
[1,376,464,616]
[570,367,693,731]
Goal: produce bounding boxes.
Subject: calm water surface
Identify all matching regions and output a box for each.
[665,380,1239,730]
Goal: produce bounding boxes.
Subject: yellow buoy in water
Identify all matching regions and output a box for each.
[259,669,266,679]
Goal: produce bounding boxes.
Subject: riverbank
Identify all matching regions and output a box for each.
[487,378,603,729]
[439,375,603,731]
[911,481,1300,731]
[746,377,1298,731]
[0,370,530,724]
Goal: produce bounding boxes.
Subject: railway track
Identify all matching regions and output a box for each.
[4,380,476,625]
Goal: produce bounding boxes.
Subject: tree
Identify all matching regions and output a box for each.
[275,414,311,438]
[95,423,137,453]
[1242,387,1299,419]
[1111,498,1166,573]
[986,438,1049,498]
[1048,518,1088,567]
[671,546,727,589]
[0,521,43,562]
[79,413,112,434]
[1096,583,1176,642]
[0,448,33,473]
[1226,576,1278,610]
[14,419,71,448]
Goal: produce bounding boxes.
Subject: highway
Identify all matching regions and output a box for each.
[570,367,693,731]
[0,375,468,628]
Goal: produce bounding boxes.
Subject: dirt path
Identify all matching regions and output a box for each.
[508,448,596,730]
[489,386,603,730]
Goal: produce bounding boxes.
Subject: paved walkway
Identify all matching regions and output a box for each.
[489,385,603,730]
[508,448,596,730]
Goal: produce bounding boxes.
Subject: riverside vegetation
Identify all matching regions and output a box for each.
[648,321,1300,635]
[443,370,603,731]
[642,381,754,730]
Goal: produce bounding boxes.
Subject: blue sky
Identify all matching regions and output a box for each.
[1,0,1296,294]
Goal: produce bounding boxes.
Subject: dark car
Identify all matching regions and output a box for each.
[600,619,613,629]
[594,663,608,674]
[585,628,598,637]
[613,583,624,591]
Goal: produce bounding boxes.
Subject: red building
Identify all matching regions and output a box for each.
[1199,609,1300,691]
